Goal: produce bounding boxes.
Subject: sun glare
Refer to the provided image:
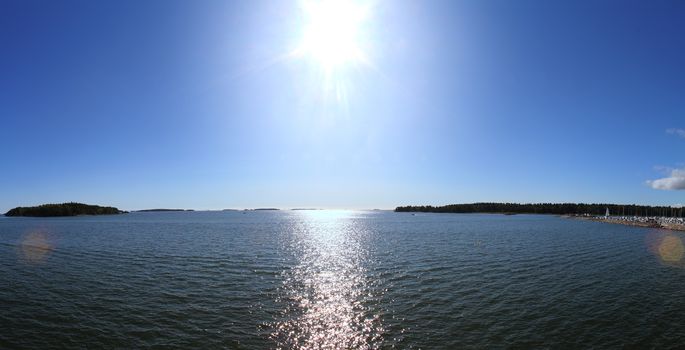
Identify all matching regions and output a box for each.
[297,0,368,70]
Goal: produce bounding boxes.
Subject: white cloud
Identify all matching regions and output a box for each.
[666,128,685,138]
[648,168,685,190]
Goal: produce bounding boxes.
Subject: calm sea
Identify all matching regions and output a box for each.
[2,210,685,349]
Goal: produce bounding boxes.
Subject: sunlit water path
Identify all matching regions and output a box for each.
[270,211,384,349]
[2,211,685,348]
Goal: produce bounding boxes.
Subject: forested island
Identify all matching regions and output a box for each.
[5,202,126,217]
[396,203,685,218]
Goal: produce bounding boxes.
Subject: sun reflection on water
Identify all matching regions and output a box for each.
[271,210,384,349]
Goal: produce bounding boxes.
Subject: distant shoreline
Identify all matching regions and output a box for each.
[135,209,194,212]
[571,215,685,232]
[396,203,684,217]
[397,203,685,232]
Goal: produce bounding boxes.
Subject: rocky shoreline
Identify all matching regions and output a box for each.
[572,215,685,232]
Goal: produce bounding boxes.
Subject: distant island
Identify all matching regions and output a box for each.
[136,209,194,212]
[252,208,280,211]
[5,202,126,217]
[396,202,684,217]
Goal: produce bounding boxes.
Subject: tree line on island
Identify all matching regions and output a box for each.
[5,202,126,217]
[395,203,685,218]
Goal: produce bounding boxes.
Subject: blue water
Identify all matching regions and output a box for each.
[2,210,685,348]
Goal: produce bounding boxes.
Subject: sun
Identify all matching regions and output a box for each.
[296,0,369,70]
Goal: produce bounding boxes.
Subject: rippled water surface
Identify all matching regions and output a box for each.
[3,211,685,348]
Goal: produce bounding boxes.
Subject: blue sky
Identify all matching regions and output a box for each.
[1,0,684,211]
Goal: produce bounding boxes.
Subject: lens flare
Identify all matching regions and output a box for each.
[658,235,684,262]
[646,230,685,266]
[19,231,53,264]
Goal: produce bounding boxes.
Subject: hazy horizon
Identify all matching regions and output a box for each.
[2,0,684,213]
[4,201,685,216]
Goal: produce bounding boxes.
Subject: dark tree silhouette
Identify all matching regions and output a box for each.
[395,203,684,218]
[5,202,125,217]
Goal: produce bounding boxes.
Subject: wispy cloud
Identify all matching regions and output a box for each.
[648,168,685,190]
[666,128,685,138]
